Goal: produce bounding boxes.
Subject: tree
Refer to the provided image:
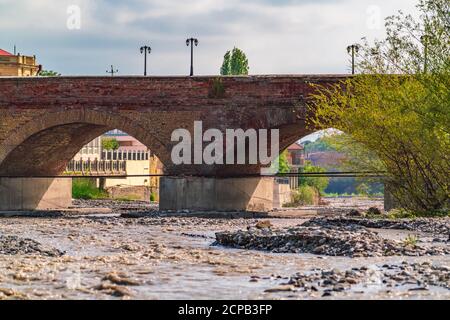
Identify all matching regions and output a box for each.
[220,47,249,75]
[303,138,333,153]
[277,150,291,174]
[356,183,370,197]
[39,70,60,76]
[102,138,119,151]
[309,0,449,213]
[299,161,330,195]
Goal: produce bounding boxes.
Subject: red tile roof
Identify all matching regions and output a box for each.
[287,142,304,150]
[0,49,13,56]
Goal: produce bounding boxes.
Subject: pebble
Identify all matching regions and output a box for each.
[0,235,64,257]
[264,285,295,293]
[262,262,449,296]
[214,223,450,257]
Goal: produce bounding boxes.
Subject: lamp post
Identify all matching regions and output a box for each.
[106,65,118,77]
[347,44,360,74]
[186,37,198,76]
[140,45,151,76]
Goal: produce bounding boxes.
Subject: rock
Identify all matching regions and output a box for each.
[265,262,450,297]
[0,234,64,257]
[94,283,132,297]
[0,287,15,296]
[313,245,326,254]
[103,272,141,286]
[367,207,382,216]
[408,287,429,291]
[348,209,363,217]
[264,285,295,293]
[255,220,273,229]
[215,220,450,257]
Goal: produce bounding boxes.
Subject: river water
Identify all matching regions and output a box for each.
[0,199,448,300]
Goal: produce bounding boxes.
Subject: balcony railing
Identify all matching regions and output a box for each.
[65,159,126,176]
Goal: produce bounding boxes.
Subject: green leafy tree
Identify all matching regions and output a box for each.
[309,0,449,212]
[220,47,249,75]
[356,183,370,196]
[102,138,119,151]
[299,161,330,194]
[277,150,291,174]
[303,138,334,153]
[39,70,60,76]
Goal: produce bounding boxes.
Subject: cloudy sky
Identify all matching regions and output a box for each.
[0,0,419,76]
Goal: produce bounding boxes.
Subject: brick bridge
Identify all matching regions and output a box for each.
[0,75,347,211]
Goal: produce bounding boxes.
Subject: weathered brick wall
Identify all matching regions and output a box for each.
[0,75,347,176]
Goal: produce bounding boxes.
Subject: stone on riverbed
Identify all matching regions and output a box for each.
[266,262,450,295]
[304,216,449,236]
[214,224,450,257]
[0,234,64,257]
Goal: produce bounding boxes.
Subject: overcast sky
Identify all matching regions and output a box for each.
[0,0,419,76]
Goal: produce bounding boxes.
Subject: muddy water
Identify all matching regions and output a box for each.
[0,212,449,300]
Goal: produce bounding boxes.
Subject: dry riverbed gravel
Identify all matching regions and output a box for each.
[0,198,448,300]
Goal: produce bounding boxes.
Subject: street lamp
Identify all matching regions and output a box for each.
[186,37,198,76]
[347,44,360,74]
[106,65,118,77]
[140,45,152,76]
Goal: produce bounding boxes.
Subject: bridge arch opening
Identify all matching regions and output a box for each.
[0,109,170,177]
[279,128,384,199]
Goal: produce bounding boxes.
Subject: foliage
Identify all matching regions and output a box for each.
[299,161,330,194]
[384,208,449,219]
[403,234,419,246]
[39,70,60,76]
[309,0,450,213]
[102,138,119,151]
[302,138,334,153]
[220,47,249,75]
[277,150,291,174]
[284,185,318,207]
[150,192,157,202]
[72,178,108,200]
[355,183,370,197]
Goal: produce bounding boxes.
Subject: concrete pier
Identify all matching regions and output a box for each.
[159,176,274,212]
[0,178,72,210]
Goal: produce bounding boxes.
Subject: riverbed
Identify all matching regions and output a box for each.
[0,198,448,300]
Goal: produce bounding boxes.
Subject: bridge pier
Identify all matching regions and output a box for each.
[159,176,274,212]
[0,178,72,211]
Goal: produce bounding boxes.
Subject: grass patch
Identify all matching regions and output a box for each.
[386,208,449,219]
[366,208,450,220]
[403,234,419,246]
[72,178,109,200]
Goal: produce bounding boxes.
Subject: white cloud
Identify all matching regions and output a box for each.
[0,0,419,75]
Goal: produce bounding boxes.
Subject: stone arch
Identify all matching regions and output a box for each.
[0,109,171,176]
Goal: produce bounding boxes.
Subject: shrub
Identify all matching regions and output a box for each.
[299,161,329,195]
[72,178,108,199]
[385,208,449,219]
[403,234,419,246]
[284,185,318,207]
[150,192,157,202]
